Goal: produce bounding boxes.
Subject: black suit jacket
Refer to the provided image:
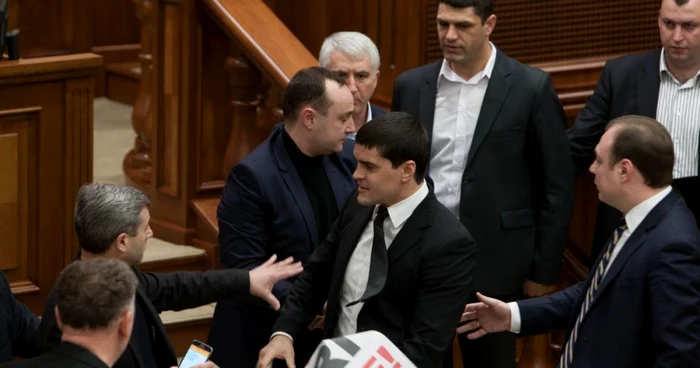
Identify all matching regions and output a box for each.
[0,342,109,368]
[567,49,700,261]
[517,191,700,367]
[38,265,249,368]
[391,49,575,295]
[0,271,40,364]
[272,190,477,368]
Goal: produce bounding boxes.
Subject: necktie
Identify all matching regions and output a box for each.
[559,219,628,368]
[347,206,390,307]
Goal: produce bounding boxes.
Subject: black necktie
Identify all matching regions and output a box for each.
[347,206,389,307]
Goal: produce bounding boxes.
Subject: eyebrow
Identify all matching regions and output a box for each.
[436,17,474,26]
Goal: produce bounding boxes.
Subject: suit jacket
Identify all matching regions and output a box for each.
[517,190,700,367]
[0,342,109,368]
[209,124,357,366]
[272,190,477,368]
[391,49,575,296]
[0,271,40,364]
[369,103,386,120]
[37,265,250,368]
[568,49,700,262]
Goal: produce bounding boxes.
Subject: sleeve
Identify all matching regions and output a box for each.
[138,268,250,313]
[1,272,40,359]
[218,163,293,299]
[271,194,356,340]
[566,63,614,172]
[527,73,576,285]
[399,234,477,367]
[517,281,586,336]
[648,240,700,367]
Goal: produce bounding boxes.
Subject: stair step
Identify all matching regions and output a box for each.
[161,303,215,356]
[104,62,140,105]
[105,61,142,80]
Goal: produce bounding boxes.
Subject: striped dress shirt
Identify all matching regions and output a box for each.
[656,49,700,178]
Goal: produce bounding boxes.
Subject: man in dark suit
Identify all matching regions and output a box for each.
[568,0,700,261]
[460,115,700,367]
[257,112,477,368]
[0,271,40,364]
[319,31,386,138]
[38,183,303,368]
[390,0,575,366]
[208,66,357,367]
[2,258,139,368]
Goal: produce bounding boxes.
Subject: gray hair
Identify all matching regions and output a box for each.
[56,258,138,329]
[319,32,380,72]
[74,183,151,254]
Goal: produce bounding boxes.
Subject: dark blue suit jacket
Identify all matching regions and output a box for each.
[208,124,357,367]
[370,103,386,120]
[0,271,39,364]
[518,190,700,367]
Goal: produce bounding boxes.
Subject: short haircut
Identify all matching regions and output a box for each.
[674,0,690,6]
[605,115,674,188]
[282,66,347,123]
[355,112,430,182]
[319,32,380,72]
[56,258,138,329]
[74,183,151,254]
[438,0,494,23]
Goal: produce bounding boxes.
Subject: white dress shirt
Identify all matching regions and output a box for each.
[508,186,673,333]
[335,181,430,336]
[430,42,497,218]
[347,102,373,140]
[656,49,700,178]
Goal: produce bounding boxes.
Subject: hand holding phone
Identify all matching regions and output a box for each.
[178,340,213,368]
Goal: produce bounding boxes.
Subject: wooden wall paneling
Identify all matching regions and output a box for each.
[0,108,39,297]
[425,0,660,64]
[92,0,141,47]
[64,78,94,263]
[0,54,100,314]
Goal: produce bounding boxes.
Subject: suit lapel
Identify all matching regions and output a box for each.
[589,191,679,311]
[323,155,352,211]
[418,61,441,143]
[388,196,436,265]
[636,49,661,119]
[466,50,512,170]
[324,206,374,336]
[272,129,318,246]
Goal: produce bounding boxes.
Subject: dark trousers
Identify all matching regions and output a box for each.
[444,291,521,368]
[591,176,700,264]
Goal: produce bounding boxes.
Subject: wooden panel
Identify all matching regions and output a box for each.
[64,79,94,263]
[426,0,659,64]
[0,108,39,296]
[157,4,182,197]
[92,0,141,47]
[0,53,99,313]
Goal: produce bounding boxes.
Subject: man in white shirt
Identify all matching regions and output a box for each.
[319,31,386,139]
[390,0,575,366]
[256,112,477,368]
[459,115,700,367]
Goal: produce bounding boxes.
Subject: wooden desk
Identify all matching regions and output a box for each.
[0,53,101,314]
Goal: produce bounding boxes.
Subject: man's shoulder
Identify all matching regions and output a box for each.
[604,49,660,73]
[395,61,441,86]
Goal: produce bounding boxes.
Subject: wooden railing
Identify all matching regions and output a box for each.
[123,0,607,366]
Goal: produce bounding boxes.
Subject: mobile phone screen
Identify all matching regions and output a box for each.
[178,343,212,368]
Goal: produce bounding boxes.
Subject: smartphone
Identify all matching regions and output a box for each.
[178,340,213,368]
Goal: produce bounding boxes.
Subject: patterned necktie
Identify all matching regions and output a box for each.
[347,206,390,307]
[558,219,628,368]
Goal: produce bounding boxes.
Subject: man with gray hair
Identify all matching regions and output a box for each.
[1,258,139,368]
[319,31,386,139]
[37,183,303,368]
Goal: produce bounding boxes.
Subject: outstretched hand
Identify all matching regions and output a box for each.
[456,292,512,339]
[249,255,303,311]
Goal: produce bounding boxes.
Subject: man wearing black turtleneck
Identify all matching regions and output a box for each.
[208,66,358,368]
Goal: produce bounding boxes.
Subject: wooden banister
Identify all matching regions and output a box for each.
[202,0,317,86]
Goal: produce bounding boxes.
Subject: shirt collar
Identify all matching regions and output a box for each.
[438,42,496,86]
[376,180,429,228]
[624,186,672,234]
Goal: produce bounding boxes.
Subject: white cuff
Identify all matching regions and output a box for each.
[508,302,521,334]
[270,331,294,344]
